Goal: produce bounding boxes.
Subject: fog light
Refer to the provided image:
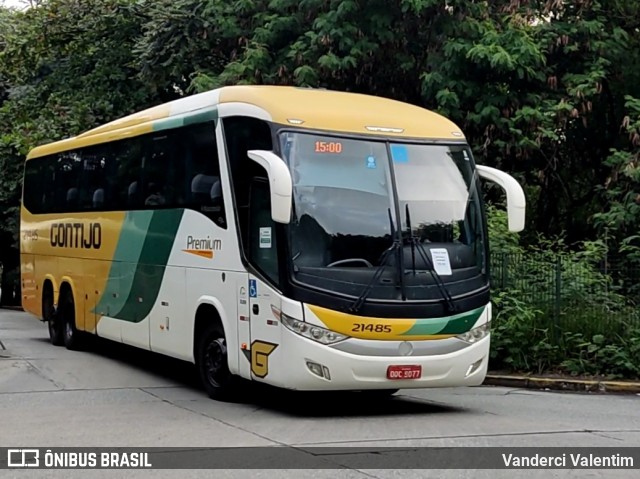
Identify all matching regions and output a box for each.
[306,361,324,377]
[465,359,484,377]
[306,361,331,380]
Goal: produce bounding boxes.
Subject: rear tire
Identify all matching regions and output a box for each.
[59,290,84,351]
[44,287,63,346]
[197,324,236,401]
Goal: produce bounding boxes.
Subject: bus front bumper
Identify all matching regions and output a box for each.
[278,328,490,391]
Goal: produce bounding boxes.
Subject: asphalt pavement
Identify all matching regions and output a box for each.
[1,309,638,479]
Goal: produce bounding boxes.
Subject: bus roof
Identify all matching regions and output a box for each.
[26,85,466,159]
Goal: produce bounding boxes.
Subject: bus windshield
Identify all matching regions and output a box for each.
[279,131,487,302]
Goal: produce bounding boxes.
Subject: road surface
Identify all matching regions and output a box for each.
[1,309,638,478]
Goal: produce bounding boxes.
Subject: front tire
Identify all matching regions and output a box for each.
[197,324,236,401]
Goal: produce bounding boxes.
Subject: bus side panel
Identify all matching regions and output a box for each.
[82,259,99,334]
[149,207,246,366]
[20,253,39,317]
[183,269,243,371]
[20,208,42,317]
[118,259,155,351]
[59,257,87,331]
[149,265,186,359]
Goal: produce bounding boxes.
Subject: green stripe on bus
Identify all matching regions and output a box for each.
[114,209,184,322]
[93,211,153,317]
[402,306,485,336]
[184,107,218,125]
[152,107,218,132]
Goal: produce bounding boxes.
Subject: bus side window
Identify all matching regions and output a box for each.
[53,152,83,212]
[78,145,108,211]
[183,122,226,229]
[23,156,54,214]
[223,116,277,283]
[112,138,144,210]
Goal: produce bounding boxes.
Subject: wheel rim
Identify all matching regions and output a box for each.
[204,338,227,388]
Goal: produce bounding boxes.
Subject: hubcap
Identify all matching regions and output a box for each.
[204,338,227,387]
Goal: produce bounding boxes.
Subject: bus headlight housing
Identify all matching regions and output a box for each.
[456,321,491,344]
[280,313,348,345]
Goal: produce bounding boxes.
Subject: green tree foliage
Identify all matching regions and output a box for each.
[2,0,638,248]
[0,0,639,358]
[0,0,158,291]
[132,0,640,247]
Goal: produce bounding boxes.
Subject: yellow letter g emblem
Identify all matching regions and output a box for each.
[251,341,278,378]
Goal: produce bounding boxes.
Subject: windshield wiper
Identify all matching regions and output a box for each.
[404,205,457,313]
[405,204,417,275]
[348,209,402,313]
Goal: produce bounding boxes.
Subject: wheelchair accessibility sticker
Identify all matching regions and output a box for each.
[249,279,257,298]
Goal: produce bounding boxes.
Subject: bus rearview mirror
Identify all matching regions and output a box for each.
[476,165,526,232]
[247,150,293,224]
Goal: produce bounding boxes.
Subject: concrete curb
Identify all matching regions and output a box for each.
[484,374,640,394]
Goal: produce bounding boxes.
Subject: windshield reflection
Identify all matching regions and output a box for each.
[283,133,394,269]
[279,131,486,302]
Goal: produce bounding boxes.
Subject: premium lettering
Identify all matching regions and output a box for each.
[186,235,221,251]
[50,223,102,249]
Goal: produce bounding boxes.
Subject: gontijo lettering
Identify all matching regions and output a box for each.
[50,223,101,249]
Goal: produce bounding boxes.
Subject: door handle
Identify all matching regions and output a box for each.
[253,304,259,314]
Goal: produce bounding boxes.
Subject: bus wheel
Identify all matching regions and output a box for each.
[59,290,84,351]
[197,324,234,401]
[44,287,63,346]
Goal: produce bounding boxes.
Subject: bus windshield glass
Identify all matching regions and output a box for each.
[279,131,487,302]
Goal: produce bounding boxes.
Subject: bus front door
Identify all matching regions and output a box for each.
[247,276,282,384]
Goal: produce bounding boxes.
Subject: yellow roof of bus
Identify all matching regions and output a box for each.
[26,85,466,160]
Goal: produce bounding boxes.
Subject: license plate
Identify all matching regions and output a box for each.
[386,365,422,380]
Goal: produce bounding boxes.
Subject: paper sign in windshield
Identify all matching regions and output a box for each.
[430,248,452,275]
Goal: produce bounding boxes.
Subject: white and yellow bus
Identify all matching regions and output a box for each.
[20,86,525,399]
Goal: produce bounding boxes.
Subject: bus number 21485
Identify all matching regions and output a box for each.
[352,323,392,333]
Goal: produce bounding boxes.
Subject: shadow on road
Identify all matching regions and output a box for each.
[40,334,467,418]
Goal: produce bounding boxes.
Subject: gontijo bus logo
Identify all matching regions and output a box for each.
[50,223,102,249]
[182,235,222,259]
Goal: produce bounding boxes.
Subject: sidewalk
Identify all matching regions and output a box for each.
[484,373,640,394]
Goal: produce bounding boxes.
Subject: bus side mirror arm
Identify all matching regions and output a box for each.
[247,150,293,224]
[476,165,526,232]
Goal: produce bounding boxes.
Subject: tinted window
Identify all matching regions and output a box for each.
[223,116,276,281]
[22,121,226,228]
[184,123,226,228]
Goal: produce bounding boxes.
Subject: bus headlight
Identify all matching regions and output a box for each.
[456,321,491,344]
[280,313,348,345]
